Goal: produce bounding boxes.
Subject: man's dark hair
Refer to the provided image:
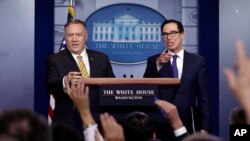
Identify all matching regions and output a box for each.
[182,133,223,141]
[123,111,155,141]
[161,19,184,33]
[0,109,51,141]
[52,123,82,141]
[64,19,87,30]
[229,106,246,124]
[0,134,20,141]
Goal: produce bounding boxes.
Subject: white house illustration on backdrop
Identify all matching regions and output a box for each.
[92,14,162,42]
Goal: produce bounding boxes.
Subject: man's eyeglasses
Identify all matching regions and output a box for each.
[162,31,180,38]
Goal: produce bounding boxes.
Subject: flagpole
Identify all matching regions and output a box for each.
[70,0,73,7]
[69,0,75,19]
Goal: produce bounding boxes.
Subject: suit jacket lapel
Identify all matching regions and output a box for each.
[86,49,95,77]
[181,51,190,81]
[63,49,79,72]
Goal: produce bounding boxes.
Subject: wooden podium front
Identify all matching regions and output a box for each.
[82,78,180,85]
[82,78,180,122]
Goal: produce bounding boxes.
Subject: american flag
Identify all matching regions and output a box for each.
[59,6,75,51]
[60,38,67,51]
[48,5,75,124]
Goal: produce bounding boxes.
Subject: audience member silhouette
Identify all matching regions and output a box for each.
[229,106,246,125]
[0,134,20,141]
[0,109,51,141]
[123,111,157,141]
[52,123,82,141]
[182,133,223,141]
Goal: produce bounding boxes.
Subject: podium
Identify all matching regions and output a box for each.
[81,78,180,85]
[82,78,180,122]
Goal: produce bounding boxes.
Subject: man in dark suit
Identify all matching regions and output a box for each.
[144,19,210,140]
[46,19,115,134]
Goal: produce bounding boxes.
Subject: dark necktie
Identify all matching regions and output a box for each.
[172,55,178,78]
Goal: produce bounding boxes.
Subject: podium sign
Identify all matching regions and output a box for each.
[99,85,158,106]
[82,78,180,121]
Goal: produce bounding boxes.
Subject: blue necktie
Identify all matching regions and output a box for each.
[172,55,178,78]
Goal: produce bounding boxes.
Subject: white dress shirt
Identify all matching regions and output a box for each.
[83,124,104,141]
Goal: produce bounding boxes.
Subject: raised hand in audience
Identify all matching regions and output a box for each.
[65,77,95,125]
[155,99,183,130]
[224,40,250,124]
[99,113,124,141]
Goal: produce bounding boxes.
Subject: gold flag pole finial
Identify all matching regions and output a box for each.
[68,0,75,19]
